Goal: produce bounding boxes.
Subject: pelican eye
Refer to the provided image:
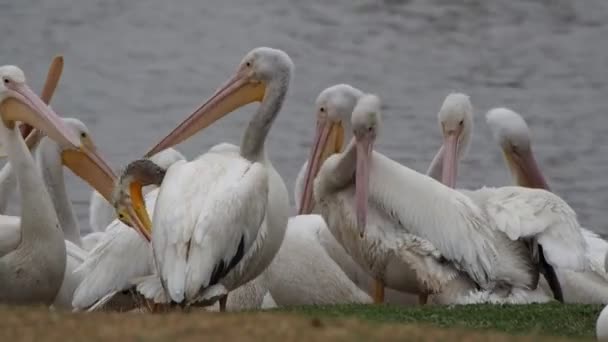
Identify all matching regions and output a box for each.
[246,61,252,68]
[3,78,9,84]
[80,132,87,138]
[319,107,325,113]
[459,120,464,126]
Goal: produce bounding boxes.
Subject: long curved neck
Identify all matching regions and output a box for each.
[317,138,358,194]
[240,79,288,162]
[36,138,81,245]
[0,162,17,214]
[0,122,59,243]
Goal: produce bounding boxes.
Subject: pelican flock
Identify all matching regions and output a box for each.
[0,47,607,339]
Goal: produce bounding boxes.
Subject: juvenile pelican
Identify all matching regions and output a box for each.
[107,47,292,310]
[486,107,608,303]
[0,65,115,304]
[306,94,588,305]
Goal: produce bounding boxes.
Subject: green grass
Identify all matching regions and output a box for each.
[274,303,603,339]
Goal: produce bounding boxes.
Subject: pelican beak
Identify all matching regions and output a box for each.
[502,147,550,190]
[355,132,373,238]
[10,54,65,156]
[146,70,266,157]
[61,142,117,204]
[441,126,462,188]
[0,83,80,148]
[0,92,117,222]
[118,182,152,241]
[298,119,344,215]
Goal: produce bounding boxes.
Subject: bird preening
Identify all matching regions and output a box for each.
[0,48,606,339]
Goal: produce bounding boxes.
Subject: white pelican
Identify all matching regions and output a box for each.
[95,47,292,310]
[0,65,115,304]
[485,107,608,304]
[0,56,63,214]
[71,149,185,310]
[289,84,416,305]
[305,93,588,305]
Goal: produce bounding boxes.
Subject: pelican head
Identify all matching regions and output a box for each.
[112,159,167,241]
[298,84,364,215]
[486,107,549,189]
[145,47,294,157]
[352,94,381,238]
[438,93,473,188]
[0,66,116,201]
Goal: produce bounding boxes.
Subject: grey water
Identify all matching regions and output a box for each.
[2,0,608,234]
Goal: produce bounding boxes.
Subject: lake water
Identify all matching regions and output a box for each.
[2,0,608,234]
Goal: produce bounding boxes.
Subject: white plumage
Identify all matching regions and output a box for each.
[153,154,267,303]
[313,94,588,305]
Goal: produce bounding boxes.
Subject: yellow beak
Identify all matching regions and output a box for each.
[146,71,265,157]
[298,119,344,215]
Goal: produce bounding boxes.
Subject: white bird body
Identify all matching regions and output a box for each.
[72,191,157,309]
[484,107,608,304]
[133,47,292,309]
[72,149,186,310]
[313,95,588,304]
[153,152,268,303]
[294,161,418,304]
[0,66,72,304]
[263,214,372,305]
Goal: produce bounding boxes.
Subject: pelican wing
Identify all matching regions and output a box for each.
[580,228,608,281]
[72,190,158,309]
[358,152,500,287]
[153,153,268,303]
[469,186,587,271]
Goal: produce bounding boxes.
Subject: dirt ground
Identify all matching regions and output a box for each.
[0,306,588,342]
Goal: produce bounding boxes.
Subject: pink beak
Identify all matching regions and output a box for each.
[513,149,550,190]
[441,131,459,188]
[2,82,80,148]
[355,133,373,238]
[299,120,332,215]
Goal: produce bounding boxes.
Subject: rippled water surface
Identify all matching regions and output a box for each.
[2,0,608,234]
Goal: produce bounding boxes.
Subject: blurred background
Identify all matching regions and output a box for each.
[2,0,608,234]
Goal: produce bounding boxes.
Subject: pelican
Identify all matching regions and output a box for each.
[0,56,63,214]
[485,107,608,303]
[71,149,184,310]
[2,118,110,309]
[287,84,416,305]
[429,94,570,301]
[0,65,115,304]
[305,93,588,305]
[97,47,292,310]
